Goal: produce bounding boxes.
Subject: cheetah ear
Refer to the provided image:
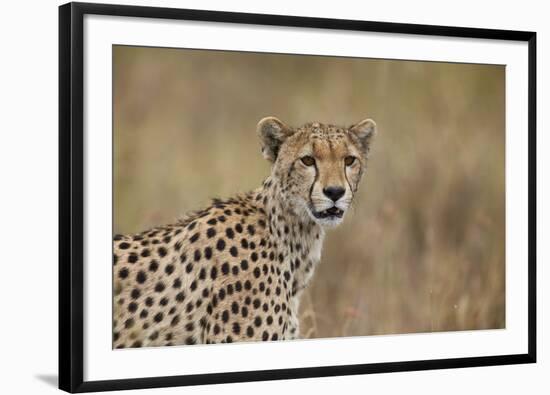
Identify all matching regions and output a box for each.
[349,118,377,153]
[257,117,294,162]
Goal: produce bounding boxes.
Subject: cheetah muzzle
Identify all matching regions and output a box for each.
[113,116,377,348]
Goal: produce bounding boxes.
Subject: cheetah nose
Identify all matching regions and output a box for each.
[323,186,345,202]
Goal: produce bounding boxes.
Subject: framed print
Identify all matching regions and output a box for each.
[59,2,537,392]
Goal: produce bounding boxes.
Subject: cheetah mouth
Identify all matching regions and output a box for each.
[312,206,344,219]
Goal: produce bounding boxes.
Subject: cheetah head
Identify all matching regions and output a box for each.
[258,117,377,228]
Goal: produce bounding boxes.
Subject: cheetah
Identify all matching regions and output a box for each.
[113,116,377,348]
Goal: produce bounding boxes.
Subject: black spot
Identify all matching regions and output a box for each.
[232,322,241,335]
[232,265,239,275]
[136,271,147,284]
[242,306,249,317]
[165,264,174,275]
[235,281,243,292]
[240,260,249,270]
[247,326,254,337]
[194,249,202,261]
[124,318,134,328]
[159,297,168,306]
[119,242,130,250]
[213,324,221,335]
[199,268,206,280]
[253,299,261,309]
[186,263,194,273]
[258,219,266,228]
[113,254,118,265]
[175,291,185,302]
[157,247,167,257]
[131,288,141,299]
[179,254,187,264]
[154,312,163,323]
[241,239,249,249]
[154,282,165,292]
[227,284,234,295]
[174,240,183,251]
[190,281,197,291]
[229,246,238,257]
[145,297,154,307]
[254,316,262,327]
[247,225,255,235]
[185,322,194,332]
[267,316,273,325]
[226,228,235,239]
[187,221,197,230]
[216,239,226,251]
[250,242,256,250]
[218,215,226,222]
[149,260,159,272]
[190,232,200,243]
[262,331,269,341]
[284,271,291,281]
[218,288,226,300]
[231,302,239,314]
[140,249,150,258]
[210,267,218,280]
[221,262,229,275]
[244,280,252,290]
[204,247,212,260]
[163,235,172,243]
[173,278,182,288]
[253,267,261,278]
[171,315,180,327]
[272,333,278,341]
[235,223,243,233]
[128,302,137,313]
[207,218,217,226]
[149,331,159,340]
[222,310,229,323]
[118,268,129,279]
[251,252,258,262]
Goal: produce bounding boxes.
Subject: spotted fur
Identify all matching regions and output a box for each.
[113,117,377,348]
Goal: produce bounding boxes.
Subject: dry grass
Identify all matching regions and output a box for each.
[113,46,505,338]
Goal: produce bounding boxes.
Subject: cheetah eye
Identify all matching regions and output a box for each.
[344,156,357,166]
[300,156,316,166]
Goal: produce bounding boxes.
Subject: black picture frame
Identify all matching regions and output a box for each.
[59,2,537,393]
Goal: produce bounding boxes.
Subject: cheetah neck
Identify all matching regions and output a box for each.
[255,176,326,293]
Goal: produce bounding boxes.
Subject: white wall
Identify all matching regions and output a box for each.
[0,0,546,394]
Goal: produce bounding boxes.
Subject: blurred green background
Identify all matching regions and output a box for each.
[113,45,505,338]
